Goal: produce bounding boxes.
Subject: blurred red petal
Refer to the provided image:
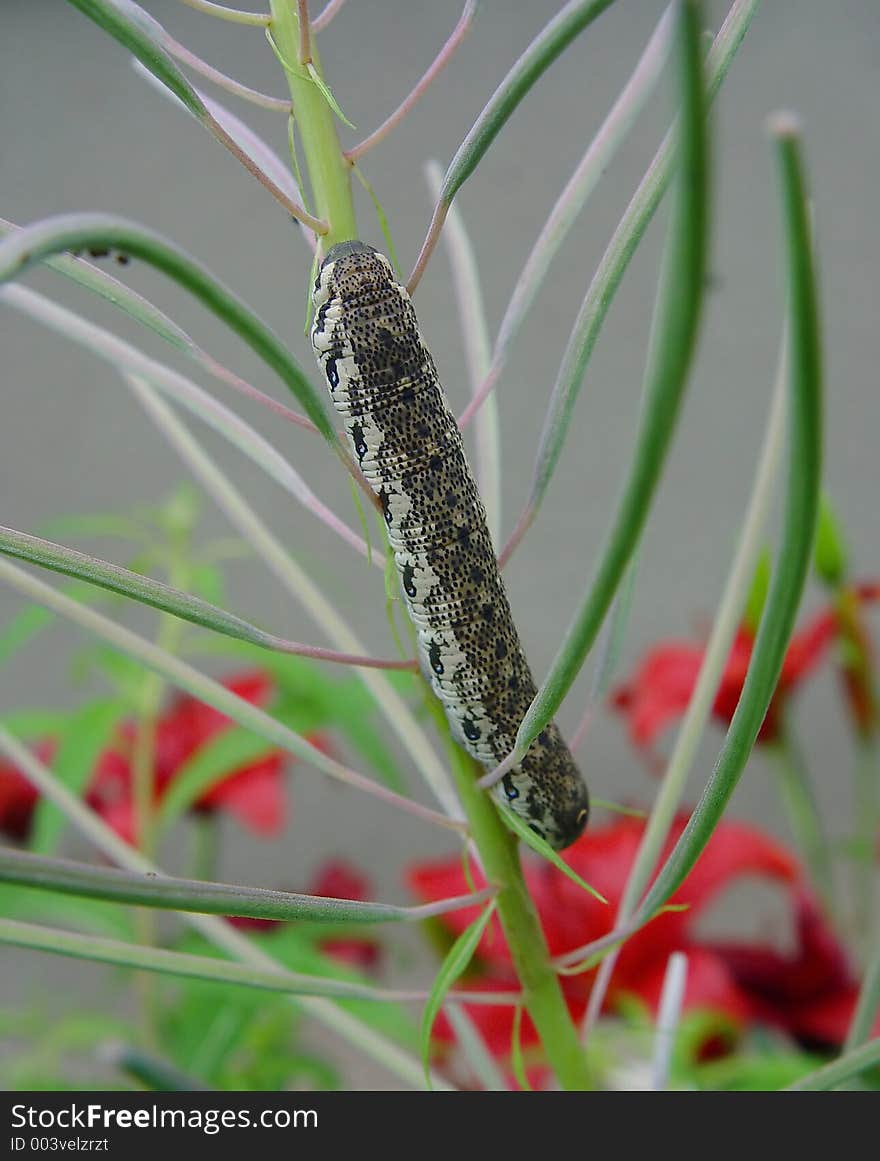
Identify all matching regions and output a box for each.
[202,758,286,835]
[621,947,752,1029]
[310,858,372,902]
[611,643,704,749]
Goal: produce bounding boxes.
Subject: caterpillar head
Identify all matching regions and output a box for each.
[312,239,397,313]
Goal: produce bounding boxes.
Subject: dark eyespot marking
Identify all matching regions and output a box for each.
[378,488,390,524]
[503,775,519,801]
[402,563,416,599]
[445,490,458,509]
[351,423,368,460]
[481,603,494,622]
[495,639,507,660]
[457,526,471,547]
[470,565,484,585]
[326,358,339,389]
[428,454,443,472]
[428,640,444,676]
[462,717,481,742]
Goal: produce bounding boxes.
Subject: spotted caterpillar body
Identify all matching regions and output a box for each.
[311,241,589,850]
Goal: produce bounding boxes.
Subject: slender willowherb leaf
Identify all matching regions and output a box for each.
[580,321,790,1039]
[636,116,823,921]
[651,951,688,1090]
[178,0,271,25]
[311,0,347,33]
[783,1040,880,1091]
[425,161,500,549]
[126,376,463,820]
[407,0,617,290]
[28,699,126,856]
[347,2,479,162]
[133,62,316,256]
[66,0,322,228]
[101,1045,208,1093]
[845,940,880,1053]
[0,726,454,1089]
[0,525,408,670]
[459,2,673,432]
[0,213,335,440]
[0,556,464,836]
[0,917,433,1004]
[501,0,760,558]
[443,1004,509,1091]
[420,903,497,1087]
[509,0,710,763]
[0,218,314,429]
[0,848,493,925]
[1,286,370,559]
[162,32,291,111]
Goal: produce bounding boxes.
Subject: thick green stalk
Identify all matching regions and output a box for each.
[438,710,589,1089]
[269,0,356,246]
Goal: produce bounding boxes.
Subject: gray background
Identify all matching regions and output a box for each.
[1,0,878,1087]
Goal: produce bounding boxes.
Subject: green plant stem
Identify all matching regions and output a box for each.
[269,0,356,246]
[432,702,589,1089]
[767,730,835,911]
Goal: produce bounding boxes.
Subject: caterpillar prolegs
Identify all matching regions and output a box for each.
[310,241,589,850]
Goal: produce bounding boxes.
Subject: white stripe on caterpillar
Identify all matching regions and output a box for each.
[311,241,589,850]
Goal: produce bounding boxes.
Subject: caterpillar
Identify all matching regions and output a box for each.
[310,241,589,850]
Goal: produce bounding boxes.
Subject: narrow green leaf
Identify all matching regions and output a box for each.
[813,492,848,587]
[0,883,133,940]
[783,1040,880,1091]
[67,0,207,117]
[420,902,496,1086]
[0,213,337,446]
[524,0,759,521]
[0,581,109,669]
[306,62,356,129]
[0,847,478,925]
[0,710,70,741]
[743,549,772,633]
[0,916,416,1003]
[0,216,193,356]
[104,1044,209,1092]
[514,0,709,755]
[637,118,823,918]
[510,1004,532,1091]
[845,940,880,1053]
[30,699,125,855]
[194,637,409,793]
[0,525,320,659]
[155,728,279,831]
[500,808,608,903]
[440,0,616,201]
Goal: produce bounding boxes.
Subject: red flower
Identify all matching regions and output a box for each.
[0,740,54,841]
[87,670,292,843]
[2,671,317,846]
[612,608,838,752]
[407,815,876,1084]
[308,859,381,971]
